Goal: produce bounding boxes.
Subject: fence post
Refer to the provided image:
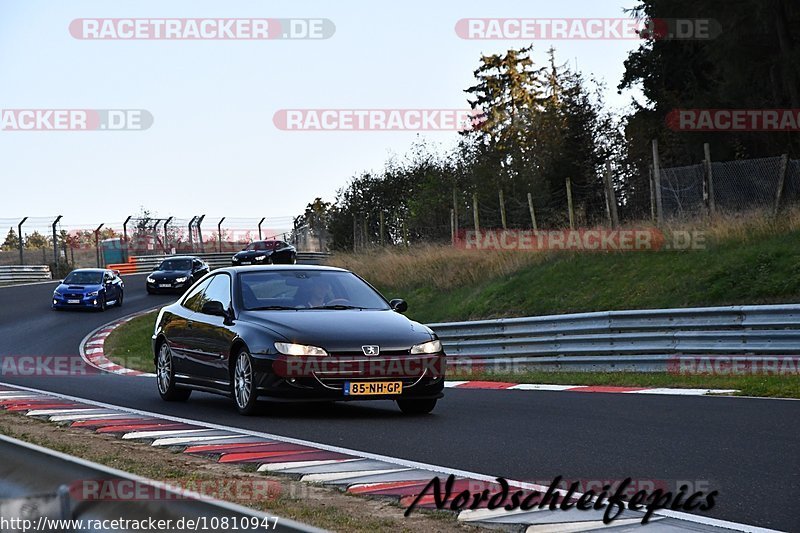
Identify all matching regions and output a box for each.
[217,217,226,253]
[17,217,27,265]
[648,165,656,222]
[527,192,538,231]
[472,193,480,233]
[123,216,132,262]
[164,216,173,254]
[379,211,385,247]
[258,217,265,241]
[52,215,62,268]
[498,189,507,229]
[187,216,197,253]
[94,224,104,267]
[450,208,455,245]
[652,139,664,224]
[774,153,790,216]
[704,143,716,215]
[452,188,459,239]
[566,178,575,230]
[196,215,206,253]
[604,161,619,228]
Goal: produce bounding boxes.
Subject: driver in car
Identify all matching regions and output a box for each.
[303,278,332,307]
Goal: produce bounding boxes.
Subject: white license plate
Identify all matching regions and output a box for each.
[158,284,171,288]
[67,299,80,304]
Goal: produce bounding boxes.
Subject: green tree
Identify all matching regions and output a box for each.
[2,228,20,251]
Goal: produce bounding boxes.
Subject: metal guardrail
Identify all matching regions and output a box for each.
[0,434,323,533]
[429,304,800,371]
[0,265,52,283]
[107,252,331,274]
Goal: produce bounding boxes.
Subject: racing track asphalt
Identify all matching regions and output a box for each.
[0,275,798,531]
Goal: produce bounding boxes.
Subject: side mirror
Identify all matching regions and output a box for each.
[201,300,227,317]
[389,299,408,313]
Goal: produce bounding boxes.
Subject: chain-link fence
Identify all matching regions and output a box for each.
[0,215,304,274]
[659,155,797,218]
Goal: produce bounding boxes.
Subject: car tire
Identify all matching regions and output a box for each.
[156,342,191,402]
[147,287,154,295]
[397,398,437,415]
[98,293,107,312]
[232,348,258,415]
[116,291,124,307]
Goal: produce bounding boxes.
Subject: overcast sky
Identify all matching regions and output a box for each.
[0,0,641,234]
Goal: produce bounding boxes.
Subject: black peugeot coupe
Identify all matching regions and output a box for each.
[152,266,445,415]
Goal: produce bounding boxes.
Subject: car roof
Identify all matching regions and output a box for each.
[70,268,106,273]
[222,265,346,274]
[159,256,199,260]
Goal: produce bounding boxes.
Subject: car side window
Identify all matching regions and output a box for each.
[182,277,212,312]
[202,274,232,310]
[193,260,202,270]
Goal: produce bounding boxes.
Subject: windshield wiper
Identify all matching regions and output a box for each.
[308,304,370,310]
[248,305,298,311]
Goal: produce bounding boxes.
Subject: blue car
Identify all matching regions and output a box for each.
[52,268,124,311]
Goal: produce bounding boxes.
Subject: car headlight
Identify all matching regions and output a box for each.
[86,291,99,297]
[232,256,239,261]
[53,290,63,296]
[274,342,328,357]
[254,255,266,261]
[410,339,442,354]
[147,276,156,283]
[175,277,188,283]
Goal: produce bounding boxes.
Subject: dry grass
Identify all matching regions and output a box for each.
[329,245,555,290]
[329,207,800,291]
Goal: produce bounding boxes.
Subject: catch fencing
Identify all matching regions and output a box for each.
[659,155,800,218]
[429,304,800,372]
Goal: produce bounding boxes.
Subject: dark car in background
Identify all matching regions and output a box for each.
[231,240,296,266]
[146,256,210,294]
[152,265,444,415]
[52,268,124,311]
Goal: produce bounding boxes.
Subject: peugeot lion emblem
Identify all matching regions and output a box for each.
[362,345,380,356]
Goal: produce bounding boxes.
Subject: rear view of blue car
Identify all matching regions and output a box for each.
[52,268,124,311]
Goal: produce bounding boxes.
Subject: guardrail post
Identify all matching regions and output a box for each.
[17,217,27,265]
[51,215,62,271]
[94,224,104,267]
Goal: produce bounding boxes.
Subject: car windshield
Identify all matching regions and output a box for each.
[64,271,103,285]
[246,241,277,251]
[158,259,192,271]
[239,270,390,311]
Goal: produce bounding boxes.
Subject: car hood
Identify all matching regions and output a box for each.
[57,283,102,293]
[149,270,192,280]
[237,309,435,352]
